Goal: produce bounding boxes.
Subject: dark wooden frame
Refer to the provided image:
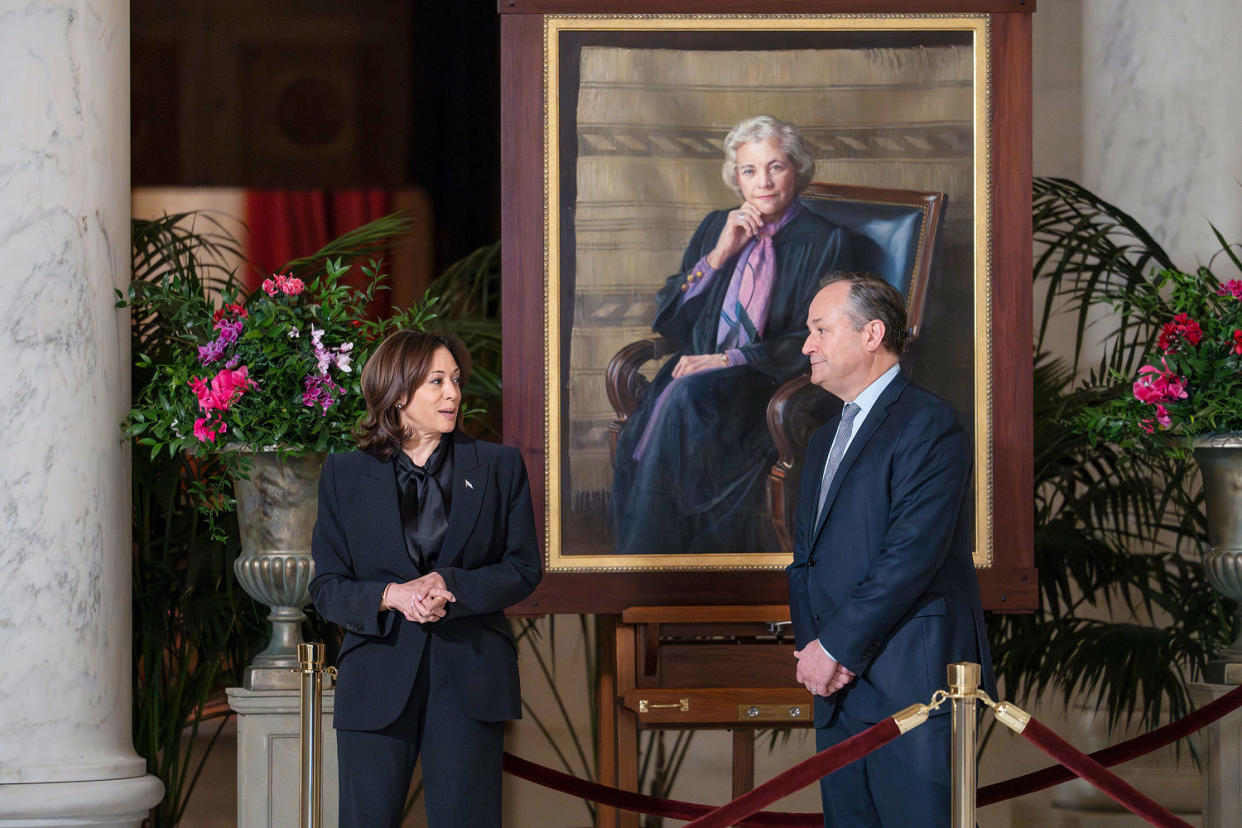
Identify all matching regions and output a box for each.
[500,0,1036,614]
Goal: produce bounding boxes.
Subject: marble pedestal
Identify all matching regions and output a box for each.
[226,687,339,828]
[1188,682,1242,828]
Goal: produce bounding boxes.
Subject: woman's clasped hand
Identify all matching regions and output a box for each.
[382,571,455,623]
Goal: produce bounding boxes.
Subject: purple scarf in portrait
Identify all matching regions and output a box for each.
[716,200,801,349]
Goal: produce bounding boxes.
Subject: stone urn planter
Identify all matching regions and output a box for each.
[1193,435,1242,684]
[231,451,325,690]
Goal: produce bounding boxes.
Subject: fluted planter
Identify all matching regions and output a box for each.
[1193,435,1242,683]
[232,450,325,689]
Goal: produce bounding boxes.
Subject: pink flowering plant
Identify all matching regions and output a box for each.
[1079,265,1242,453]
[123,256,438,505]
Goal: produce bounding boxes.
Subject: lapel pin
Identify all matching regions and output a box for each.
[465,479,474,489]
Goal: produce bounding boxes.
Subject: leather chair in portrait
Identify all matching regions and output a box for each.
[605,182,945,555]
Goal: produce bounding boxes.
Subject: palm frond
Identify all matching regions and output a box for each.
[278,212,414,278]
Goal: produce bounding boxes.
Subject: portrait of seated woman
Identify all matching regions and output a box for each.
[610,114,858,556]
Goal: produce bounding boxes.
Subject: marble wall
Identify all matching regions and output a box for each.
[1082,0,1242,267]
[0,0,162,823]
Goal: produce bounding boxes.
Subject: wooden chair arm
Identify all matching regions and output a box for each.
[766,374,842,556]
[606,336,679,420]
[766,374,842,469]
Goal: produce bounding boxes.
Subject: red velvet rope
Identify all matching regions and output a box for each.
[1018,718,1194,827]
[502,717,899,827]
[683,718,901,828]
[979,682,1242,806]
[502,753,820,827]
[504,683,1242,823]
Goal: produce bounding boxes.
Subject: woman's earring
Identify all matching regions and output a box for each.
[395,403,405,410]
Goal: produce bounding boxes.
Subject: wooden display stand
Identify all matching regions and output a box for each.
[595,606,810,828]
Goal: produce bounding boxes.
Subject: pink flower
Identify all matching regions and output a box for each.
[1132,362,1188,404]
[1217,279,1242,300]
[1153,404,1172,428]
[209,366,255,411]
[193,416,228,443]
[1234,329,1242,355]
[1139,419,1155,434]
[262,272,302,297]
[190,366,255,412]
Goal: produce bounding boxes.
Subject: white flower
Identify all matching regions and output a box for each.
[336,352,352,373]
[287,327,301,338]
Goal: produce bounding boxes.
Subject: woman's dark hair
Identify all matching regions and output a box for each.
[355,329,471,459]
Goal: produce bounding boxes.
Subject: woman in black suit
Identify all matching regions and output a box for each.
[309,329,542,827]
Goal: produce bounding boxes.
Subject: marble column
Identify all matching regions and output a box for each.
[1083,0,1242,266]
[0,1,164,825]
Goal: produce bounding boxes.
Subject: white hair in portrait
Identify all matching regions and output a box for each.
[721,114,816,198]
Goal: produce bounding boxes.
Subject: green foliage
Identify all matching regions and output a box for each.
[1076,264,1242,453]
[129,213,265,827]
[121,213,474,529]
[127,211,428,826]
[131,449,264,827]
[987,177,1237,734]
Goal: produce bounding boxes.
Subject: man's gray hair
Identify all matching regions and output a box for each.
[721,115,816,198]
[819,271,910,356]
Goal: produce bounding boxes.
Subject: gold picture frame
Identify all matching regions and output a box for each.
[540,13,993,573]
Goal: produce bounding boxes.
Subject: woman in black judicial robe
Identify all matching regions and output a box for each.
[309,330,541,827]
[611,115,856,556]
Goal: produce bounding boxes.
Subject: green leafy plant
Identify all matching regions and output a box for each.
[121,213,450,525]
[130,213,264,828]
[1077,263,1242,452]
[986,177,1236,734]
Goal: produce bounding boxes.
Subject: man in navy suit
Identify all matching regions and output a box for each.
[787,272,993,827]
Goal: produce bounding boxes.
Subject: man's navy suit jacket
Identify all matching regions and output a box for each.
[309,432,542,732]
[787,371,994,727]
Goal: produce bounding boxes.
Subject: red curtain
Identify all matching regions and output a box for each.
[244,189,393,315]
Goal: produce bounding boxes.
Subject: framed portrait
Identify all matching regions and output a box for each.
[500,2,1036,613]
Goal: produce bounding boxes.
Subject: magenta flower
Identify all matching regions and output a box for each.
[1217,279,1242,300]
[193,416,228,443]
[1153,404,1172,429]
[302,373,343,413]
[281,277,304,296]
[1132,362,1188,405]
[1234,329,1242,355]
[190,365,255,413]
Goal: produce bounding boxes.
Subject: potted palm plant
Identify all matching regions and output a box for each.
[989,178,1236,742]
[1076,254,1242,683]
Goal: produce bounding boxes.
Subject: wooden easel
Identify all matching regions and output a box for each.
[594,606,812,828]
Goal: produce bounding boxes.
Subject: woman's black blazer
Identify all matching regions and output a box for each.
[309,432,542,731]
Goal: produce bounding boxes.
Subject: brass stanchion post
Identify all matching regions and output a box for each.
[947,662,980,828]
[297,642,327,828]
